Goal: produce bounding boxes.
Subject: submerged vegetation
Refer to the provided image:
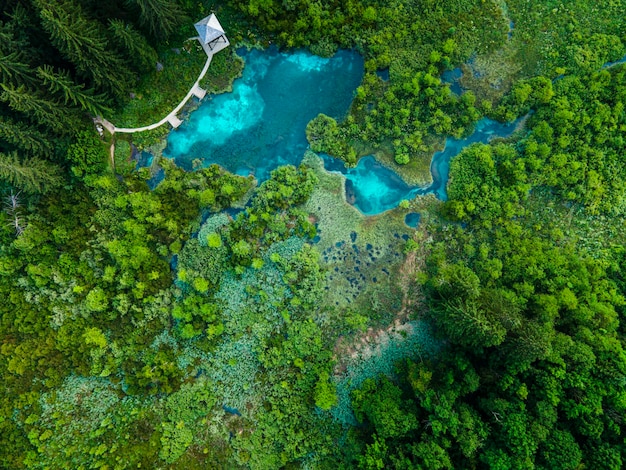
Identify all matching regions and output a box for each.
[1,0,626,468]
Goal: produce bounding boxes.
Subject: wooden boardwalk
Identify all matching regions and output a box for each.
[96,51,215,135]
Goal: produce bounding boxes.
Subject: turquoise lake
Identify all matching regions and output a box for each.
[164,48,519,216]
[165,47,364,180]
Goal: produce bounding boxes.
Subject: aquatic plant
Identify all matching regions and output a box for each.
[159,378,220,463]
[177,237,228,288]
[29,375,159,468]
[332,321,439,426]
[204,336,264,412]
[197,213,229,246]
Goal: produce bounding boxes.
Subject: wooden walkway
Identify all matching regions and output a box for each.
[96,51,215,134]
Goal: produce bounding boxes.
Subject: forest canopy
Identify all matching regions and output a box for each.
[1,0,626,469]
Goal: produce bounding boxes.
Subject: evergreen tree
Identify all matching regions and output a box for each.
[126,0,187,38]
[0,83,80,134]
[0,51,35,86]
[35,0,135,100]
[36,65,110,116]
[0,117,53,156]
[108,19,158,73]
[0,151,63,193]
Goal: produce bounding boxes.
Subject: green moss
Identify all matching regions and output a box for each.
[302,152,415,316]
[199,49,245,94]
[111,44,207,129]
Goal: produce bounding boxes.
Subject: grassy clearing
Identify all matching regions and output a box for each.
[460,41,524,105]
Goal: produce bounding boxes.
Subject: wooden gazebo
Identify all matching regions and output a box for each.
[195,14,230,55]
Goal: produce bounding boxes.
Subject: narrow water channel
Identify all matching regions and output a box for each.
[322,118,519,215]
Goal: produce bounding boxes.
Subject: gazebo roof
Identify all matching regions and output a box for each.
[194,14,225,44]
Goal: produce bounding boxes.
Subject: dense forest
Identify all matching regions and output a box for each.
[1,0,626,468]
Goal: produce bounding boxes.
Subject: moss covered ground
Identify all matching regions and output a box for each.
[303,152,414,314]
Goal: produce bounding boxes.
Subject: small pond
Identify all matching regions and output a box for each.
[164,47,364,181]
[375,68,390,81]
[322,154,414,216]
[441,67,463,95]
[405,213,421,228]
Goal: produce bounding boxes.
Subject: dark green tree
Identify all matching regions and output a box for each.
[36,65,110,116]
[0,51,35,86]
[108,19,158,72]
[35,0,134,99]
[126,0,187,38]
[0,117,53,156]
[0,151,63,193]
[0,83,80,134]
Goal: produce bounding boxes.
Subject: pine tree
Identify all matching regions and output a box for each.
[108,19,158,73]
[0,117,53,157]
[126,0,187,38]
[0,152,63,193]
[36,65,111,116]
[35,0,135,100]
[0,17,35,85]
[0,51,35,86]
[0,83,80,134]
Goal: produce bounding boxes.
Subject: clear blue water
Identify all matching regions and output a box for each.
[428,118,519,199]
[222,405,241,416]
[405,213,420,228]
[376,68,390,81]
[164,47,364,181]
[322,154,414,215]
[602,53,626,69]
[162,48,520,216]
[441,67,463,95]
[322,118,519,215]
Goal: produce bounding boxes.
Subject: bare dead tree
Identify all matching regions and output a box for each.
[3,189,25,236]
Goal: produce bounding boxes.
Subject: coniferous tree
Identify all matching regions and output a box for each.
[0,117,53,156]
[126,0,187,38]
[35,0,135,100]
[0,83,81,134]
[0,151,63,193]
[36,65,110,116]
[108,19,158,73]
[0,52,35,86]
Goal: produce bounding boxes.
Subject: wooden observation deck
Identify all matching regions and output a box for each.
[97,14,229,134]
